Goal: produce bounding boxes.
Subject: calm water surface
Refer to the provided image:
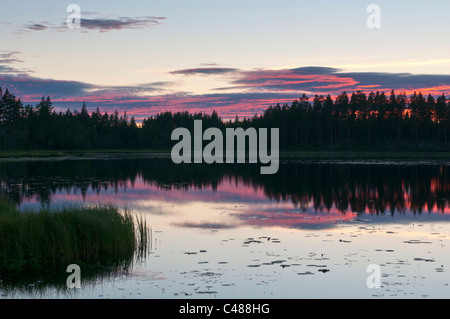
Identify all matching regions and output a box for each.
[1,158,450,299]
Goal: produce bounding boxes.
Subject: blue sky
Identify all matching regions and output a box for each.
[1,0,450,120]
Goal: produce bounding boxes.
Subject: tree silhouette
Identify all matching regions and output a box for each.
[0,87,450,151]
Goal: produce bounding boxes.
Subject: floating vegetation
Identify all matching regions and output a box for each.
[403,240,432,244]
[196,290,217,294]
[270,260,287,264]
[243,239,263,245]
[307,264,328,268]
[413,258,435,262]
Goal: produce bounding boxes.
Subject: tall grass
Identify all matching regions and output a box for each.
[0,198,149,276]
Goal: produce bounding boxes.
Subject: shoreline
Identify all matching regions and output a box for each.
[0,149,450,161]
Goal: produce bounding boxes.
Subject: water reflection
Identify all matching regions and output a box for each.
[1,158,450,298]
[0,265,134,299]
[0,158,450,229]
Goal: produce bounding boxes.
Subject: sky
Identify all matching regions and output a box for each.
[1,0,450,121]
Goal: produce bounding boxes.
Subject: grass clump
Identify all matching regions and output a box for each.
[0,198,149,276]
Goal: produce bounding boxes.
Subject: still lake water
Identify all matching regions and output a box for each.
[1,157,450,299]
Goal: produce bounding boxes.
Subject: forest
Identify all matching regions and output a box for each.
[0,87,450,151]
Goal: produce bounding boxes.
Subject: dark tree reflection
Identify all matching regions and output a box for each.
[0,159,449,215]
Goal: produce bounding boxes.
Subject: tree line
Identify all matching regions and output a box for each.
[251,90,450,150]
[1,87,450,150]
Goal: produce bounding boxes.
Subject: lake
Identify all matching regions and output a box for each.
[1,157,450,299]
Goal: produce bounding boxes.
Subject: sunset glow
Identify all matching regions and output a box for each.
[1,1,450,122]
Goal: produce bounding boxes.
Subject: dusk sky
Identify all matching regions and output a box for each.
[1,0,450,121]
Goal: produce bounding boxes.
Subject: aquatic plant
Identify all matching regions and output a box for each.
[0,198,149,276]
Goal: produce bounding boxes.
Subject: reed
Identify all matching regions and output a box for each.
[0,199,149,276]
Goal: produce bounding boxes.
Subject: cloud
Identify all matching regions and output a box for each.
[170,67,239,76]
[26,24,48,31]
[0,75,177,102]
[216,66,450,96]
[78,16,166,32]
[0,51,21,59]
[340,71,450,92]
[0,51,32,76]
[19,16,167,34]
[0,73,298,120]
[3,64,450,122]
[85,81,176,96]
[291,66,342,75]
[205,67,356,94]
[0,66,30,76]
[199,62,220,67]
[0,58,22,64]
